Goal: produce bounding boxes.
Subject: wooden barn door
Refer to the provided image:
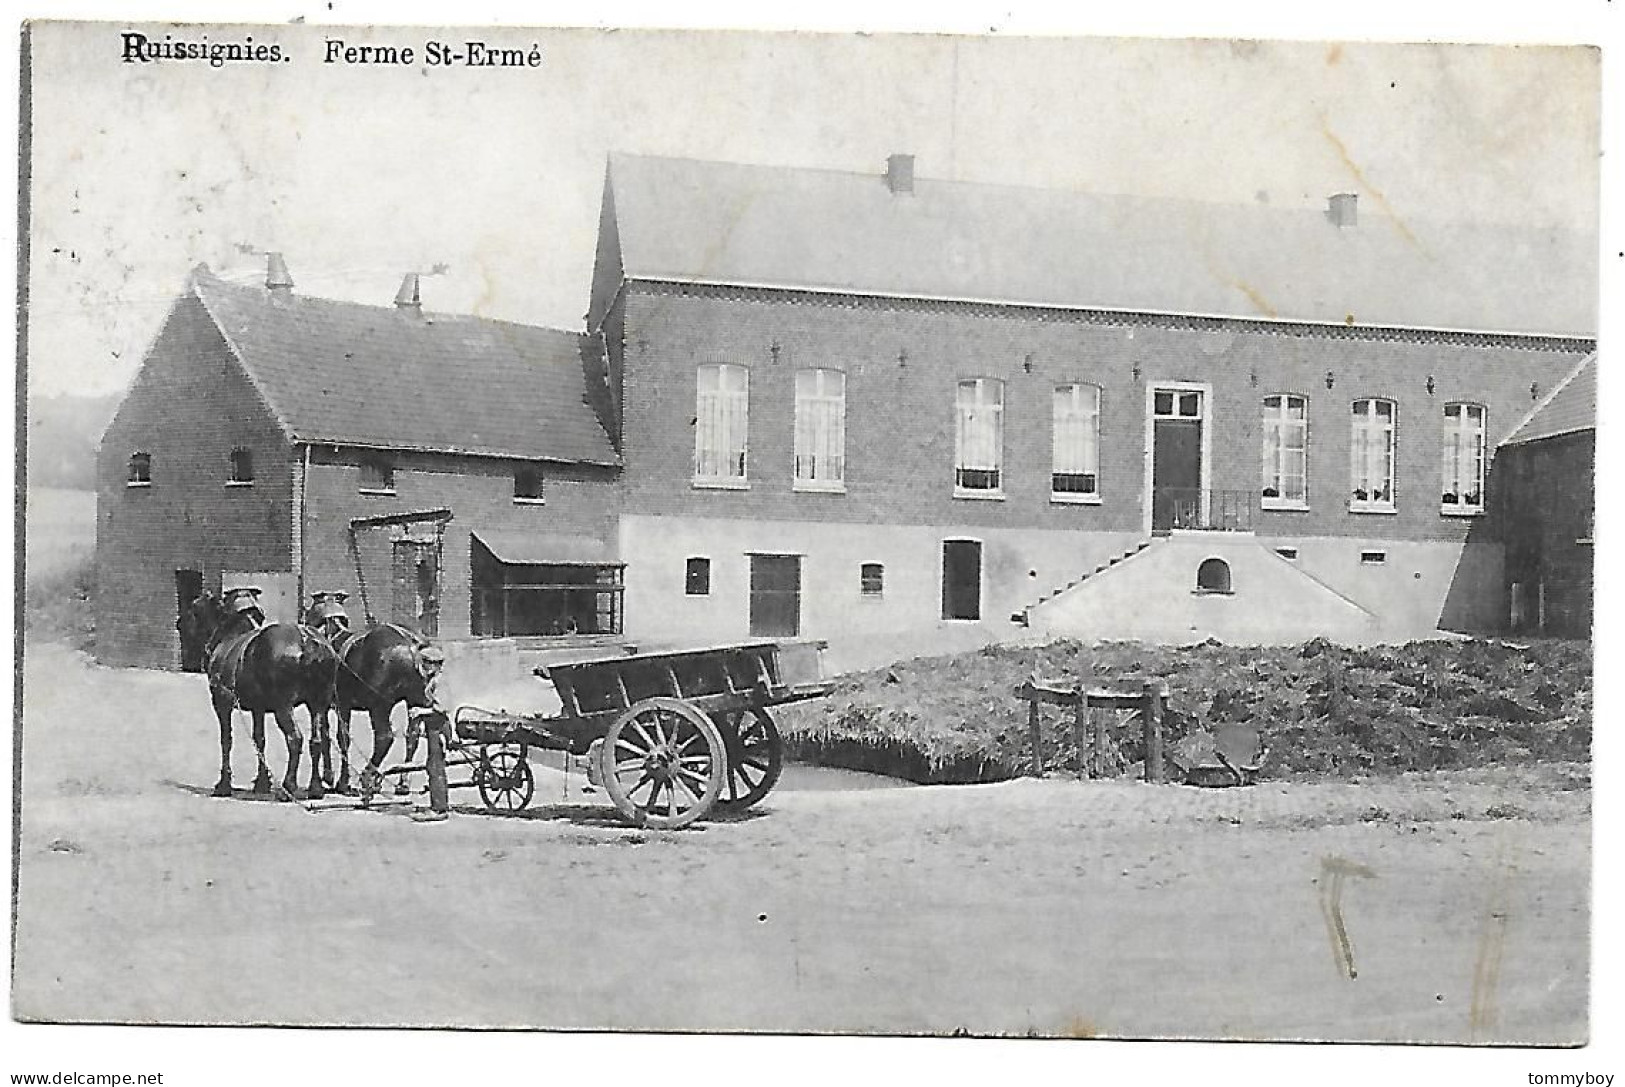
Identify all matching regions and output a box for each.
[392,540,440,636]
[748,555,801,638]
[175,569,205,672]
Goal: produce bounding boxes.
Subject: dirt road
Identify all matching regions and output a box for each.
[14,643,1589,1041]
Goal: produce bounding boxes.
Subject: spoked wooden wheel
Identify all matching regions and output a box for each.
[598,698,725,829]
[715,707,785,814]
[477,745,535,813]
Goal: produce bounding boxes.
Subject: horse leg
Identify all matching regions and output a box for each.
[275,704,303,800]
[250,711,273,795]
[334,708,356,795]
[305,702,328,800]
[212,695,235,797]
[366,705,406,797]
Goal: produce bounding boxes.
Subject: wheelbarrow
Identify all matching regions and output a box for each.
[1169,725,1269,787]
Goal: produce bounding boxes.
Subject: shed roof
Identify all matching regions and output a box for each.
[1501,352,1597,446]
[606,152,1595,337]
[191,268,617,465]
[472,529,619,566]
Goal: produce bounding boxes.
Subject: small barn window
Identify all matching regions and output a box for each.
[126,452,152,486]
[1196,558,1232,594]
[359,455,395,493]
[685,557,711,596]
[1274,546,1299,561]
[1360,549,1388,566]
[514,465,545,503]
[228,448,255,485]
[860,562,885,597]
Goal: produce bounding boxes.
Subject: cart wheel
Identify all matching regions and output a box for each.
[477,745,535,813]
[715,707,784,813]
[598,698,724,829]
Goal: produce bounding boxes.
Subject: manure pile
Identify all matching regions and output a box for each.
[775,638,1592,783]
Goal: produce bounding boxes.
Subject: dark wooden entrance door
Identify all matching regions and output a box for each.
[749,555,801,638]
[1152,419,1203,530]
[941,540,982,620]
[392,540,440,636]
[175,569,205,672]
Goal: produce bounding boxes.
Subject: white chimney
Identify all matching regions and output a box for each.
[265,252,294,292]
[885,153,915,195]
[1327,193,1358,228]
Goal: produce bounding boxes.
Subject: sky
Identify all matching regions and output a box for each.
[22,24,1601,398]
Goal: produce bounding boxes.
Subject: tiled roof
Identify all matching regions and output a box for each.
[1501,353,1596,446]
[606,153,1595,337]
[192,268,617,465]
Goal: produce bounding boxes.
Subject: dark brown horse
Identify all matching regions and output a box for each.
[301,592,445,797]
[184,588,338,800]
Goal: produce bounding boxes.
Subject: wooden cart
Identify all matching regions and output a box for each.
[391,640,831,829]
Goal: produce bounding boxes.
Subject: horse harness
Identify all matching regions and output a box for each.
[206,620,328,710]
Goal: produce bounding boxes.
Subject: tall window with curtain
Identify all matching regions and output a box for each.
[1441,403,1486,513]
[955,378,1004,494]
[694,363,749,485]
[1052,383,1101,500]
[1349,398,1397,511]
[794,368,846,491]
[1260,394,1308,508]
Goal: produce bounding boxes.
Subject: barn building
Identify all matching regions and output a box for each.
[95,261,621,669]
[1492,352,1596,636]
[587,153,1595,661]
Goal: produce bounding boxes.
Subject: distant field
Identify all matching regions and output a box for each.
[24,486,95,585]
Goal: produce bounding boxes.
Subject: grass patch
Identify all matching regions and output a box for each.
[776,638,1592,783]
[25,553,96,653]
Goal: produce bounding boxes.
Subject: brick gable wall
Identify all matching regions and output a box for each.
[95,295,294,667]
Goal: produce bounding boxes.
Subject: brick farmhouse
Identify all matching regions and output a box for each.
[96,153,1596,668]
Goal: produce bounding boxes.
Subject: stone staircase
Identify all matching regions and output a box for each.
[1014,538,1160,621]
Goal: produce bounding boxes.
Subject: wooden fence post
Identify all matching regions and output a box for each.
[1091,699,1107,778]
[1143,681,1165,784]
[1073,699,1088,778]
[1027,699,1043,777]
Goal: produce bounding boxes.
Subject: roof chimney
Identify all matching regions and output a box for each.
[1327,192,1358,228]
[394,273,422,314]
[885,153,915,195]
[265,252,294,292]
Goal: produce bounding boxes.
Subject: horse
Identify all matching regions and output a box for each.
[300,592,445,798]
[183,588,338,801]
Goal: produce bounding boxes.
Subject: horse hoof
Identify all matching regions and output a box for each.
[212,781,233,798]
[251,781,272,796]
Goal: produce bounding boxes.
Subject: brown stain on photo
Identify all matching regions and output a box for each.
[1064,1016,1099,1039]
[1319,119,1428,256]
[1469,836,1519,1042]
[1316,854,1376,980]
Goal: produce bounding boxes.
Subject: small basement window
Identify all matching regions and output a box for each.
[228,448,255,485]
[1274,547,1299,561]
[1360,550,1388,566]
[860,562,885,597]
[359,455,395,493]
[126,451,152,486]
[513,466,545,503]
[1196,557,1232,594]
[685,557,711,596]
